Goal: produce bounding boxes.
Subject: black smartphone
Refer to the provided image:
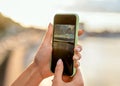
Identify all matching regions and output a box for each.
[51,14,79,76]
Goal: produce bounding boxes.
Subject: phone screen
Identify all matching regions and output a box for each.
[51,24,75,76]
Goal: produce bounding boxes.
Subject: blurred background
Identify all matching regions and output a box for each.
[0,0,120,86]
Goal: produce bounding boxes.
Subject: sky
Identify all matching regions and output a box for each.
[0,0,120,31]
[64,0,120,12]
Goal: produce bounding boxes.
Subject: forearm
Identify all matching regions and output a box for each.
[11,62,43,86]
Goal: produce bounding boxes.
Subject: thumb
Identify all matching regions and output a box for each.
[54,59,63,81]
[43,23,53,44]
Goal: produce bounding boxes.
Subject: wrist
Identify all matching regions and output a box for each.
[25,62,44,86]
[32,62,44,80]
[11,62,43,86]
[34,59,53,79]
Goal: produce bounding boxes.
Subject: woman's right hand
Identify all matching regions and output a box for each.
[52,59,84,86]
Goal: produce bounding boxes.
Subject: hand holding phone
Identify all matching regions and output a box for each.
[51,14,79,76]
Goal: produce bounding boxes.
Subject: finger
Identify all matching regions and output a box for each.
[78,29,84,36]
[73,53,81,60]
[54,59,63,81]
[74,45,82,53]
[73,45,82,60]
[74,60,80,68]
[43,23,53,44]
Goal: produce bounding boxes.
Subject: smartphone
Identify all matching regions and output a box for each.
[51,14,79,76]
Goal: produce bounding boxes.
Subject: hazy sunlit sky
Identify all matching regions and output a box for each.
[0,0,120,31]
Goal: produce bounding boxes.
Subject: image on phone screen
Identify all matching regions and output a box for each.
[52,24,75,76]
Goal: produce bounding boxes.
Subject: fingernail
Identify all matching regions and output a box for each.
[57,59,62,65]
[76,48,81,52]
[48,23,51,28]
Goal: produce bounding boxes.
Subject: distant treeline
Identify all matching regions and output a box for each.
[0,13,45,39]
[83,30,120,38]
[0,12,120,38]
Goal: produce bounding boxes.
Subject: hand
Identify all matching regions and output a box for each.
[11,23,84,86]
[52,45,84,86]
[34,23,84,80]
[52,58,84,86]
[34,23,53,79]
[61,45,82,82]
